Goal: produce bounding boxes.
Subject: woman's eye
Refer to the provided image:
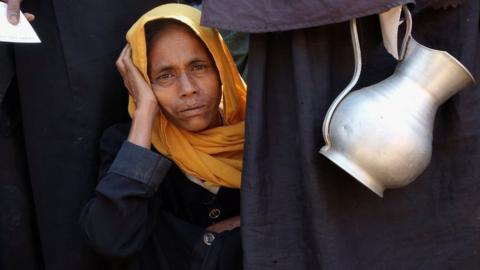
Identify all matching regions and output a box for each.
[158,73,174,81]
[192,64,207,72]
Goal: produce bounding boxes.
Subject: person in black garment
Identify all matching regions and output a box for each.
[81,4,246,270]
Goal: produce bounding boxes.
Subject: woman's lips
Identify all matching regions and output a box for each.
[179,105,206,117]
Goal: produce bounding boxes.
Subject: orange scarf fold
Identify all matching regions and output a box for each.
[126,4,246,188]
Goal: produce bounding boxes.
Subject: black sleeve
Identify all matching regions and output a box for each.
[80,123,172,258]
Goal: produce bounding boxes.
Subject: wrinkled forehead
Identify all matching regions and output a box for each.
[145,19,210,55]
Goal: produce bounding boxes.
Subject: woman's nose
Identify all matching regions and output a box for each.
[178,73,197,97]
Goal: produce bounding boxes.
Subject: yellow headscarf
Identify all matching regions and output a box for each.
[126,4,246,189]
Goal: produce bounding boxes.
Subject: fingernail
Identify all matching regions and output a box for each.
[9,15,18,24]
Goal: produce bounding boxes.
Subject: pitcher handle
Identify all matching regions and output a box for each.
[399,6,413,60]
[322,6,413,147]
[322,18,362,147]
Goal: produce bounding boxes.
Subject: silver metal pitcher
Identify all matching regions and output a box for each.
[320,6,475,197]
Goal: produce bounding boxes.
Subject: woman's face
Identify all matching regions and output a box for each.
[148,24,222,132]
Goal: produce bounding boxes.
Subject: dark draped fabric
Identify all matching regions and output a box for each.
[204,1,479,269]
[0,45,14,104]
[201,0,413,32]
[0,77,42,270]
[1,0,171,269]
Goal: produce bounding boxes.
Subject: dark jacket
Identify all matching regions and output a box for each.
[81,123,242,270]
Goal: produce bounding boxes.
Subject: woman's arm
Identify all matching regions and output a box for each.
[81,124,172,258]
[116,44,159,149]
[81,44,167,257]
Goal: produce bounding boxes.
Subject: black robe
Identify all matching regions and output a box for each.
[1,1,173,269]
[0,44,41,270]
[201,0,480,269]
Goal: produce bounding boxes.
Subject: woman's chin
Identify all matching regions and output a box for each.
[171,112,221,132]
[178,118,211,132]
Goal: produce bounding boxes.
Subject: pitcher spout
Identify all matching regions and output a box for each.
[397,38,476,104]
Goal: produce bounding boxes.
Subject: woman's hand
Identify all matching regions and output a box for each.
[116,44,159,114]
[116,44,159,149]
[206,215,240,234]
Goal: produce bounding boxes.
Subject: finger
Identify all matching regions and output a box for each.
[116,62,126,79]
[116,50,128,75]
[116,45,128,66]
[123,46,135,68]
[124,77,134,93]
[118,46,133,76]
[122,47,145,81]
[117,64,131,94]
[122,77,136,101]
[119,45,129,61]
[125,82,135,98]
[116,45,129,63]
[120,44,129,58]
[122,71,137,97]
[7,0,21,25]
[116,60,125,74]
[24,12,35,22]
[122,51,140,78]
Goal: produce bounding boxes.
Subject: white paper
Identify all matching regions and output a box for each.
[379,6,402,60]
[0,2,41,43]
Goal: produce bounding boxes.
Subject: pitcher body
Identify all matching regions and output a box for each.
[321,35,475,197]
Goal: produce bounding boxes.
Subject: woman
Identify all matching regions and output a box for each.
[81,4,246,270]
